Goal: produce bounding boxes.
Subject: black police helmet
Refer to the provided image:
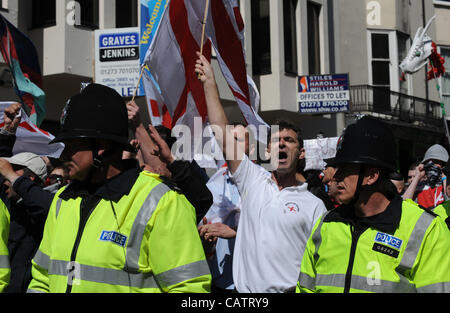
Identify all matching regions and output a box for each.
[326,116,397,172]
[50,83,134,152]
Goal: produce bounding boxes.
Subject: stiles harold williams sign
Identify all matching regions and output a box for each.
[298,74,350,114]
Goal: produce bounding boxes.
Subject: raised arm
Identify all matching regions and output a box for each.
[403,164,425,200]
[195,52,244,174]
[126,100,170,176]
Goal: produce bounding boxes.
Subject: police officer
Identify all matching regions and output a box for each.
[0,200,9,292]
[27,84,211,293]
[297,116,450,293]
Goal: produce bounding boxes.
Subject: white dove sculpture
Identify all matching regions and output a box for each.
[399,15,436,75]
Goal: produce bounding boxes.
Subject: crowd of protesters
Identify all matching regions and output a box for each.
[0,53,448,293]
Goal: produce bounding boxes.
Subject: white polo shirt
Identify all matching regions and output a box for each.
[230,155,327,293]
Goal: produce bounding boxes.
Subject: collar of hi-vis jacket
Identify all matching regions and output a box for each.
[59,160,141,202]
[324,195,403,234]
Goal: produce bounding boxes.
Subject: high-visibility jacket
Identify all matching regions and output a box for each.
[433,201,450,221]
[0,199,10,292]
[297,197,450,293]
[28,171,211,293]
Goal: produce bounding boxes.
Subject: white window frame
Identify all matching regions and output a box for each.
[434,0,450,7]
[438,45,450,119]
[367,30,412,94]
[0,0,8,10]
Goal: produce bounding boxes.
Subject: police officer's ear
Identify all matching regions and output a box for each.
[365,167,382,186]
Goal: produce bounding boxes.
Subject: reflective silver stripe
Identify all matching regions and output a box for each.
[26,289,46,293]
[0,255,10,269]
[155,260,210,288]
[33,250,50,271]
[55,198,63,219]
[298,271,315,290]
[312,212,330,263]
[417,282,450,293]
[350,275,416,293]
[315,274,416,293]
[316,273,346,289]
[396,212,435,276]
[49,259,159,289]
[126,182,171,272]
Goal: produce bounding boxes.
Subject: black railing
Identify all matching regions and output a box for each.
[349,85,443,128]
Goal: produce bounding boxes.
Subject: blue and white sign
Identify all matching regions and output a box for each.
[139,0,168,96]
[374,232,403,250]
[94,27,141,97]
[298,73,350,114]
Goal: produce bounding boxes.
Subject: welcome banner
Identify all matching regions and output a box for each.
[139,0,168,96]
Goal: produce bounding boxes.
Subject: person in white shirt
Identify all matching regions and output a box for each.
[198,123,255,293]
[195,53,327,293]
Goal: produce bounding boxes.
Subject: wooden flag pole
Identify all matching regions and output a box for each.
[132,65,145,102]
[199,0,210,55]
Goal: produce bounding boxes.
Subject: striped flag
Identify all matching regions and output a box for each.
[142,68,172,128]
[144,0,267,142]
[0,14,46,127]
[0,102,64,158]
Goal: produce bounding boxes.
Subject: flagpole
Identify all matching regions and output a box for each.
[430,59,450,147]
[199,0,210,55]
[132,65,145,102]
[197,0,210,80]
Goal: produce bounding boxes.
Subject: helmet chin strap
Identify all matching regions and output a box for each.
[349,164,366,208]
[92,148,103,169]
[83,147,104,183]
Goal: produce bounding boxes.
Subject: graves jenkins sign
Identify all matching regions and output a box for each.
[99,32,139,62]
[94,28,141,97]
[298,74,350,114]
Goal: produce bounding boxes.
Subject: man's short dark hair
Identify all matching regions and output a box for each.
[154,125,176,149]
[409,161,420,171]
[389,172,404,182]
[12,164,44,186]
[268,119,303,149]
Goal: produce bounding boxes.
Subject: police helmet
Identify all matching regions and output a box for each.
[326,116,397,172]
[50,83,134,152]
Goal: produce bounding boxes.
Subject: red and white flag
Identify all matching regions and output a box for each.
[142,69,172,128]
[0,102,64,158]
[144,0,268,142]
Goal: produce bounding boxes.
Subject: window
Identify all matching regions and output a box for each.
[307,1,321,75]
[369,33,391,112]
[284,0,298,75]
[32,0,56,28]
[0,0,8,11]
[76,0,99,30]
[440,47,450,115]
[116,0,138,28]
[251,0,271,75]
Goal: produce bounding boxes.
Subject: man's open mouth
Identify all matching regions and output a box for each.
[278,151,288,162]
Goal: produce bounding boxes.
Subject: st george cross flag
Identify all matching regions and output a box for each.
[142,67,173,128]
[0,102,64,158]
[0,14,46,127]
[144,0,268,142]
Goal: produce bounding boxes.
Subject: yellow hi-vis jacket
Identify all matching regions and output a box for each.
[297,197,450,293]
[433,201,450,221]
[27,171,211,293]
[0,199,10,292]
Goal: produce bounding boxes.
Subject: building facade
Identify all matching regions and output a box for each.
[0,0,450,174]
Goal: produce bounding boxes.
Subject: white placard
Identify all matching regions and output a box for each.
[304,137,339,171]
[94,27,141,97]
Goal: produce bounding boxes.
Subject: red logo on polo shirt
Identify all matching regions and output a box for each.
[284,202,300,213]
